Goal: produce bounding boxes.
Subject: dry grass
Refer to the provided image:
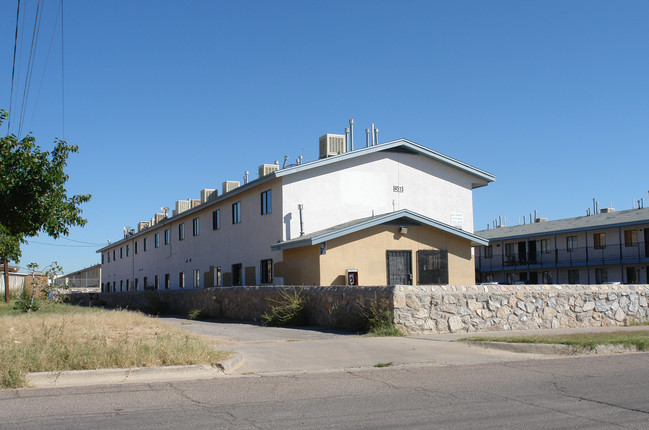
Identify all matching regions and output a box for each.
[0,304,231,389]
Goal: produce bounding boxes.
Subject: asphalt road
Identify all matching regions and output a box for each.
[3,353,648,429]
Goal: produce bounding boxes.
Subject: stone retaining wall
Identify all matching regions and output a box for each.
[394,284,649,334]
[72,286,392,327]
[70,284,649,334]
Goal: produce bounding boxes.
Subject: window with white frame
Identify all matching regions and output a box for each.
[212,209,220,230]
[179,223,185,241]
[566,236,577,252]
[193,269,200,288]
[595,268,608,284]
[261,259,273,283]
[593,233,605,249]
[154,233,160,248]
[624,230,638,247]
[179,272,185,288]
[232,202,241,224]
[192,217,199,236]
[164,229,170,245]
[483,246,493,259]
[261,190,272,215]
[540,239,551,254]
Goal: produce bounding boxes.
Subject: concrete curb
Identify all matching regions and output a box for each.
[27,364,225,389]
[466,341,642,356]
[467,341,577,355]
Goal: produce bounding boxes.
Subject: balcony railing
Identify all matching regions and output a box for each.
[478,244,647,272]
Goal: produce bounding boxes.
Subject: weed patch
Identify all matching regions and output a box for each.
[261,289,308,327]
[0,304,230,389]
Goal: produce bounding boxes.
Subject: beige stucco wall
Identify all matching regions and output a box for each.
[280,224,475,286]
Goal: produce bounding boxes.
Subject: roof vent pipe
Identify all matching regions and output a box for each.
[283,155,289,169]
[244,171,249,184]
[371,123,375,146]
[365,129,370,147]
[345,127,350,151]
[374,127,379,145]
[298,204,304,236]
[349,119,354,151]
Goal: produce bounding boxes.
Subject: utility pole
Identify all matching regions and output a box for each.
[3,260,9,302]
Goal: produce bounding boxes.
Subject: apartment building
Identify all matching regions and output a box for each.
[475,208,649,284]
[98,135,494,290]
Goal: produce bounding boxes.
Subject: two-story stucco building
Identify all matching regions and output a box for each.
[98,136,494,290]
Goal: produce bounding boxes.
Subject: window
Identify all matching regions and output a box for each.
[113,250,116,261]
[542,271,553,284]
[164,229,170,245]
[261,259,273,283]
[192,217,200,236]
[126,245,130,257]
[154,275,159,290]
[540,239,551,254]
[179,223,185,240]
[107,253,110,263]
[143,277,148,289]
[625,230,638,247]
[232,201,241,224]
[232,263,242,286]
[120,247,123,259]
[261,190,272,215]
[214,267,222,287]
[143,237,148,252]
[113,281,116,292]
[193,269,200,288]
[101,254,104,264]
[483,246,493,259]
[593,233,605,249]
[595,268,608,284]
[126,279,130,291]
[135,278,139,290]
[154,233,160,248]
[135,241,138,254]
[120,280,123,292]
[566,236,577,252]
[179,272,185,288]
[504,243,515,258]
[212,209,220,230]
[164,273,170,289]
[568,270,579,285]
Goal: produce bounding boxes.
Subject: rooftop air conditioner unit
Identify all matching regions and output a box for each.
[259,164,279,177]
[175,200,191,214]
[137,221,150,232]
[200,189,218,203]
[319,134,347,159]
[154,213,165,223]
[600,208,615,213]
[222,181,240,194]
[191,199,201,208]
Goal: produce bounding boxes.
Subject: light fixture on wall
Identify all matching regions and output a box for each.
[399,226,408,235]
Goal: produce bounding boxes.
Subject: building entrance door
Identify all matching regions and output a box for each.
[387,251,412,285]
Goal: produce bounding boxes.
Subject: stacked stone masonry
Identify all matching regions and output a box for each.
[394,284,649,335]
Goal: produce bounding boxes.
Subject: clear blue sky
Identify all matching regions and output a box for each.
[2,0,649,275]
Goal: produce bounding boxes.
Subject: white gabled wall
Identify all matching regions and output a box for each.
[280,151,477,240]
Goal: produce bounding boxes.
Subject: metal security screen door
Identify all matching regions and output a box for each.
[387,250,412,285]
[417,250,448,284]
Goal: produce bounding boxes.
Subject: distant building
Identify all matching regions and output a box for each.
[55,264,101,291]
[475,208,649,284]
[98,134,494,290]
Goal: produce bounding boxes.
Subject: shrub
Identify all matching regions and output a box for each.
[356,296,403,337]
[261,288,308,327]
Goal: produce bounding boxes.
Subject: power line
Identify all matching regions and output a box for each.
[25,240,98,248]
[18,0,45,138]
[8,0,21,134]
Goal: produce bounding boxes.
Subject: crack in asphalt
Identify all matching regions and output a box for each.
[552,381,649,416]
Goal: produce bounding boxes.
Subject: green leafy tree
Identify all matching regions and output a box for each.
[0,109,91,301]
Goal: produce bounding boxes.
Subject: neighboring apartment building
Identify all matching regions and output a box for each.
[475,208,649,284]
[98,136,494,291]
[55,264,101,291]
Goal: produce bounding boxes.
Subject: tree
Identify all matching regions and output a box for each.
[0,109,91,301]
